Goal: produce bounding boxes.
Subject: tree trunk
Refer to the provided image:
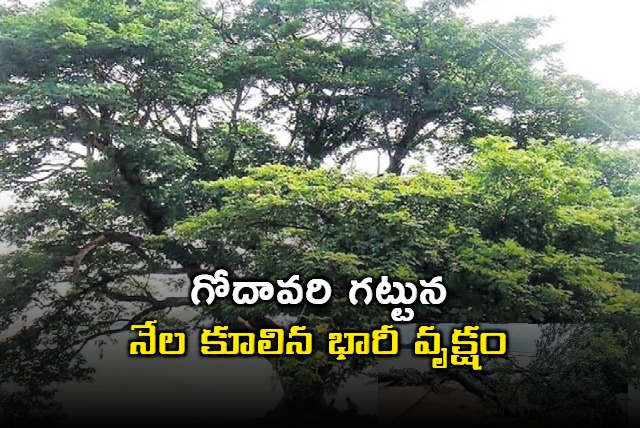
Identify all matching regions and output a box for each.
[273,377,328,413]
[267,357,332,416]
[387,152,405,175]
[266,360,374,427]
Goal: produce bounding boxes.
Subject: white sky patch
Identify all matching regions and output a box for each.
[463,0,640,93]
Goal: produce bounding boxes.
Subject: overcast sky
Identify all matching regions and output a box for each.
[464,0,640,93]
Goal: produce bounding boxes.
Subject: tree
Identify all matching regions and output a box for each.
[0,0,638,424]
[209,0,640,171]
[179,138,639,322]
[173,137,640,415]
[0,0,290,422]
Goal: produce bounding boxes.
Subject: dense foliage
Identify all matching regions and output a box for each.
[178,138,640,325]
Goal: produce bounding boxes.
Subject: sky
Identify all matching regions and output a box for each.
[463,0,640,93]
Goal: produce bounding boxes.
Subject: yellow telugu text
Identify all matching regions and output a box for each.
[129,322,507,369]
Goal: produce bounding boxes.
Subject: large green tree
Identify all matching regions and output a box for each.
[172,137,640,417]
[0,0,638,424]
[209,0,640,171]
[178,137,640,324]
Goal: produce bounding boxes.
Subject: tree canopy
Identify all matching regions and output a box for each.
[0,0,638,424]
[178,138,640,325]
